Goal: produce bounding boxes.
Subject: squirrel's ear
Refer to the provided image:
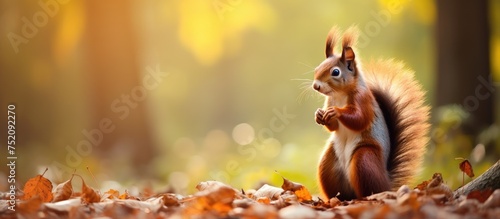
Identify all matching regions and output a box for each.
[326,35,335,58]
[341,47,355,71]
[325,27,340,58]
[342,47,355,61]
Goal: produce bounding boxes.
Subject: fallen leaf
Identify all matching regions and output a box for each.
[466,189,493,203]
[183,181,236,217]
[256,196,270,204]
[280,176,312,202]
[241,204,279,219]
[119,190,130,200]
[415,179,430,191]
[279,204,317,218]
[253,184,283,200]
[117,197,164,213]
[455,198,480,214]
[366,191,397,201]
[427,173,443,188]
[102,189,120,200]
[22,168,53,202]
[158,193,180,207]
[196,181,240,194]
[80,178,100,204]
[52,174,74,202]
[44,198,82,212]
[281,190,299,201]
[17,195,43,213]
[233,198,254,208]
[459,160,475,178]
[396,185,411,198]
[281,177,303,191]
[336,204,371,219]
[329,197,341,207]
[481,189,500,209]
[419,173,453,201]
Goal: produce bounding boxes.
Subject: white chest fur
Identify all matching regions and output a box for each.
[325,93,362,176]
[329,121,362,177]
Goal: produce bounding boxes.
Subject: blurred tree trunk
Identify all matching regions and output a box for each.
[436,0,493,134]
[84,1,156,176]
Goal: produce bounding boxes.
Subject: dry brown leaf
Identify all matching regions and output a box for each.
[466,189,493,203]
[459,160,475,178]
[329,197,341,207]
[22,168,53,202]
[397,192,420,210]
[158,193,180,207]
[183,181,236,217]
[17,195,43,213]
[240,204,279,219]
[418,173,453,201]
[119,190,130,200]
[257,196,271,204]
[80,178,100,204]
[280,177,312,202]
[294,187,312,202]
[455,198,480,214]
[44,198,82,212]
[279,204,317,218]
[415,179,430,191]
[281,177,303,191]
[366,191,397,201]
[279,190,299,204]
[336,203,371,218]
[196,181,232,191]
[102,189,120,200]
[52,174,74,202]
[482,189,500,209]
[427,173,443,188]
[116,197,163,213]
[253,184,284,200]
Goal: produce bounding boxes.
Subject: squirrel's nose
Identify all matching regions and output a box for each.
[313,83,320,91]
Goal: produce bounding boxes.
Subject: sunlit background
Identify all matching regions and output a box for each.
[1,0,499,195]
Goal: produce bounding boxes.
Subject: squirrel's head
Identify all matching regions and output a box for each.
[312,26,360,96]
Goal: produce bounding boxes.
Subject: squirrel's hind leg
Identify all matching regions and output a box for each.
[349,145,391,198]
[318,142,356,200]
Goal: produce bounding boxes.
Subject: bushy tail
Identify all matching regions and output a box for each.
[363,59,430,189]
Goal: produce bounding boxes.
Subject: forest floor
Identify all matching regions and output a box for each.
[1,167,499,219]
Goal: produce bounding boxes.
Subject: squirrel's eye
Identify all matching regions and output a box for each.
[331,68,341,78]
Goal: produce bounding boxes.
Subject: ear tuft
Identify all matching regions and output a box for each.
[325,26,341,58]
[342,25,359,49]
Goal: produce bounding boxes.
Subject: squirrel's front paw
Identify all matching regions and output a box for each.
[323,107,338,123]
[315,108,325,125]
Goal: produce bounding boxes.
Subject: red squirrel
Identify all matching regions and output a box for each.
[313,26,430,200]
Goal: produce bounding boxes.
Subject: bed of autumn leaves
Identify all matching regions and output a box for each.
[1,166,500,219]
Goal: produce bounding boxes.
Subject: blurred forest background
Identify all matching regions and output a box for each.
[0,0,499,195]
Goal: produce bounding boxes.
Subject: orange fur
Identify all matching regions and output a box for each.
[335,88,375,131]
[325,26,341,57]
[318,142,356,200]
[349,145,390,197]
[364,59,430,189]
